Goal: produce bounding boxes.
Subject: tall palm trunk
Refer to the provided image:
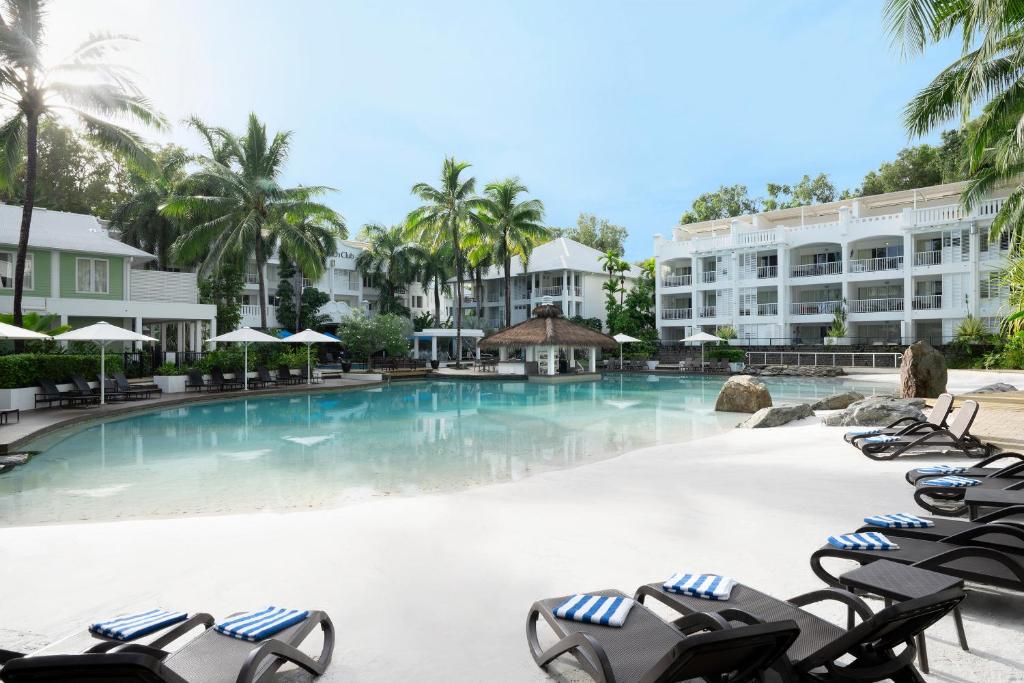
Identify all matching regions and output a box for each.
[452,223,463,368]
[503,255,512,328]
[12,109,39,349]
[433,278,441,325]
[294,266,302,330]
[475,266,483,326]
[254,236,268,329]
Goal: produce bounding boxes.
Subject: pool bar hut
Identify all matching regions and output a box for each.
[478,302,617,381]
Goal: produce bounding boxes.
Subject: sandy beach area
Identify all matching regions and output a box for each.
[1,406,1022,681]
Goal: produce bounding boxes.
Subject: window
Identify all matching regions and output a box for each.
[245,262,259,284]
[0,251,32,290]
[75,258,108,294]
[981,272,1007,299]
[411,295,423,309]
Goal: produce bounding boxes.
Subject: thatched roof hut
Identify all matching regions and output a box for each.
[479,304,617,350]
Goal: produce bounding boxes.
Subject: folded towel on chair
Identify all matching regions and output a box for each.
[862,434,901,443]
[914,465,967,476]
[214,607,309,641]
[922,476,981,488]
[89,609,188,641]
[827,532,899,550]
[663,573,737,600]
[553,594,634,627]
[864,513,934,528]
[846,428,882,436]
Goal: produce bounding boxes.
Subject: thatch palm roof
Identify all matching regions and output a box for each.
[479,305,618,349]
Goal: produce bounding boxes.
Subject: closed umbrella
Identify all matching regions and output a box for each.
[0,321,51,340]
[681,331,722,366]
[282,328,337,384]
[53,321,157,404]
[206,327,281,390]
[612,332,640,367]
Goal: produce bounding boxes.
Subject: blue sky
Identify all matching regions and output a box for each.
[51,1,960,260]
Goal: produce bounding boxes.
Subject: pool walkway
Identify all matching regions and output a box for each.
[0,375,384,455]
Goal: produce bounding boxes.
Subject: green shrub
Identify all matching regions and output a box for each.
[338,312,412,362]
[715,325,737,340]
[0,353,124,389]
[153,363,187,376]
[196,346,312,373]
[706,346,746,362]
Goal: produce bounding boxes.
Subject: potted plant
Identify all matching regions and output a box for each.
[341,359,353,373]
[709,346,746,372]
[645,356,659,371]
[824,301,850,346]
[152,363,188,393]
[430,359,440,370]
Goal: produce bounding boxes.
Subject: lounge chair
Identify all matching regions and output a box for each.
[185,369,209,392]
[857,507,1024,554]
[95,375,131,402]
[277,365,301,385]
[858,400,992,460]
[526,588,798,682]
[845,394,954,446]
[0,611,213,662]
[0,610,334,683]
[299,366,321,384]
[904,451,1024,485]
[68,376,108,404]
[255,366,279,388]
[810,527,1024,593]
[635,579,964,682]
[913,475,1024,517]
[114,372,161,400]
[35,379,93,409]
[210,366,242,391]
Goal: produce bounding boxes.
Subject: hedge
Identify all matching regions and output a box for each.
[0,353,124,389]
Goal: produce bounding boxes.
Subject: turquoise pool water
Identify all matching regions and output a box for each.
[0,375,892,525]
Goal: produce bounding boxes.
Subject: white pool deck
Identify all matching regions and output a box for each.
[1,372,1023,681]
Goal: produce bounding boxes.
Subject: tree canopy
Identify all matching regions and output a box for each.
[556,213,628,256]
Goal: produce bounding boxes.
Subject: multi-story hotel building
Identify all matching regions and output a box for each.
[654,182,1013,345]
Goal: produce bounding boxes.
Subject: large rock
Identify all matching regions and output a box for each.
[970,383,1017,394]
[743,365,845,378]
[714,375,772,413]
[900,340,947,398]
[0,453,31,474]
[812,391,865,410]
[739,403,813,428]
[823,396,927,427]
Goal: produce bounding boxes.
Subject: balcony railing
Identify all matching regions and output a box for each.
[790,300,841,316]
[663,274,692,287]
[701,270,724,283]
[129,270,199,304]
[573,286,582,297]
[849,297,904,313]
[791,262,842,278]
[698,306,717,318]
[757,265,778,279]
[913,251,942,267]
[912,294,942,310]
[662,307,692,320]
[757,302,779,316]
[540,286,563,296]
[848,256,903,274]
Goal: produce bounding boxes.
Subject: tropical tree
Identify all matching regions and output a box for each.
[411,243,453,326]
[476,177,549,327]
[406,156,484,367]
[166,113,344,329]
[599,251,631,304]
[111,145,189,269]
[355,223,418,317]
[0,0,166,330]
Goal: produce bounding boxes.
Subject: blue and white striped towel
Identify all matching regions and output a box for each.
[662,573,737,601]
[846,428,882,436]
[553,594,634,627]
[827,532,899,551]
[89,609,187,641]
[922,476,981,488]
[915,465,967,476]
[214,607,309,642]
[863,434,901,443]
[864,513,934,529]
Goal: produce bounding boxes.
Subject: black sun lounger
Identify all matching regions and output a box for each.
[35,379,93,409]
[277,365,301,386]
[0,610,334,683]
[859,400,992,460]
[635,581,963,682]
[0,612,213,664]
[113,372,161,400]
[913,473,1024,517]
[904,452,1024,485]
[810,530,1024,593]
[856,508,1024,554]
[210,366,242,391]
[845,393,954,446]
[527,588,798,682]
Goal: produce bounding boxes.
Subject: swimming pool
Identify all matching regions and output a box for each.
[0,375,892,525]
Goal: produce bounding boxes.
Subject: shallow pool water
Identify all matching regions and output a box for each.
[0,375,892,525]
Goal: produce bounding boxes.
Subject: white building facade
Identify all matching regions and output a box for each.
[654,182,1013,345]
[453,237,641,330]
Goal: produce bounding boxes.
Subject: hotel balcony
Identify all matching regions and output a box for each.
[913,250,943,267]
[662,274,692,287]
[662,307,692,320]
[849,297,904,314]
[790,261,842,278]
[128,269,200,304]
[757,265,778,279]
[912,294,942,311]
[848,255,903,274]
[701,270,726,284]
[737,302,779,317]
[698,305,717,318]
[790,300,841,316]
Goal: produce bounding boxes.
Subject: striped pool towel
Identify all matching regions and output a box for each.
[553,594,634,627]
[922,476,982,488]
[863,434,901,443]
[827,532,899,551]
[663,573,737,601]
[864,513,935,529]
[846,428,882,436]
[915,465,967,476]
[214,607,309,642]
[89,609,187,641]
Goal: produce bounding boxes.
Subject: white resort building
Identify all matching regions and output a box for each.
[654,182,1013,345]
[454,237,641,331]
[0,204,217,353]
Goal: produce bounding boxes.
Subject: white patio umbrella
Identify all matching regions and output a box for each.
[53,321,158,404]
[206,327,280,390]
[681,331,722,366]
[281,328,337,385]
[0,321,51,340]
[612,332,641,367]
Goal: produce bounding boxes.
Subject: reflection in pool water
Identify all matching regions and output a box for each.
[0,375,892,525]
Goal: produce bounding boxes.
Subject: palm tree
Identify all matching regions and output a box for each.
[0,0,166,330]
[406,156,485,367]
[165,113,343,329]
[111,146,189,270]
[356,223,418,316]
[599,251,630,304]
[476,178,548,327]
[411,242,453,325]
